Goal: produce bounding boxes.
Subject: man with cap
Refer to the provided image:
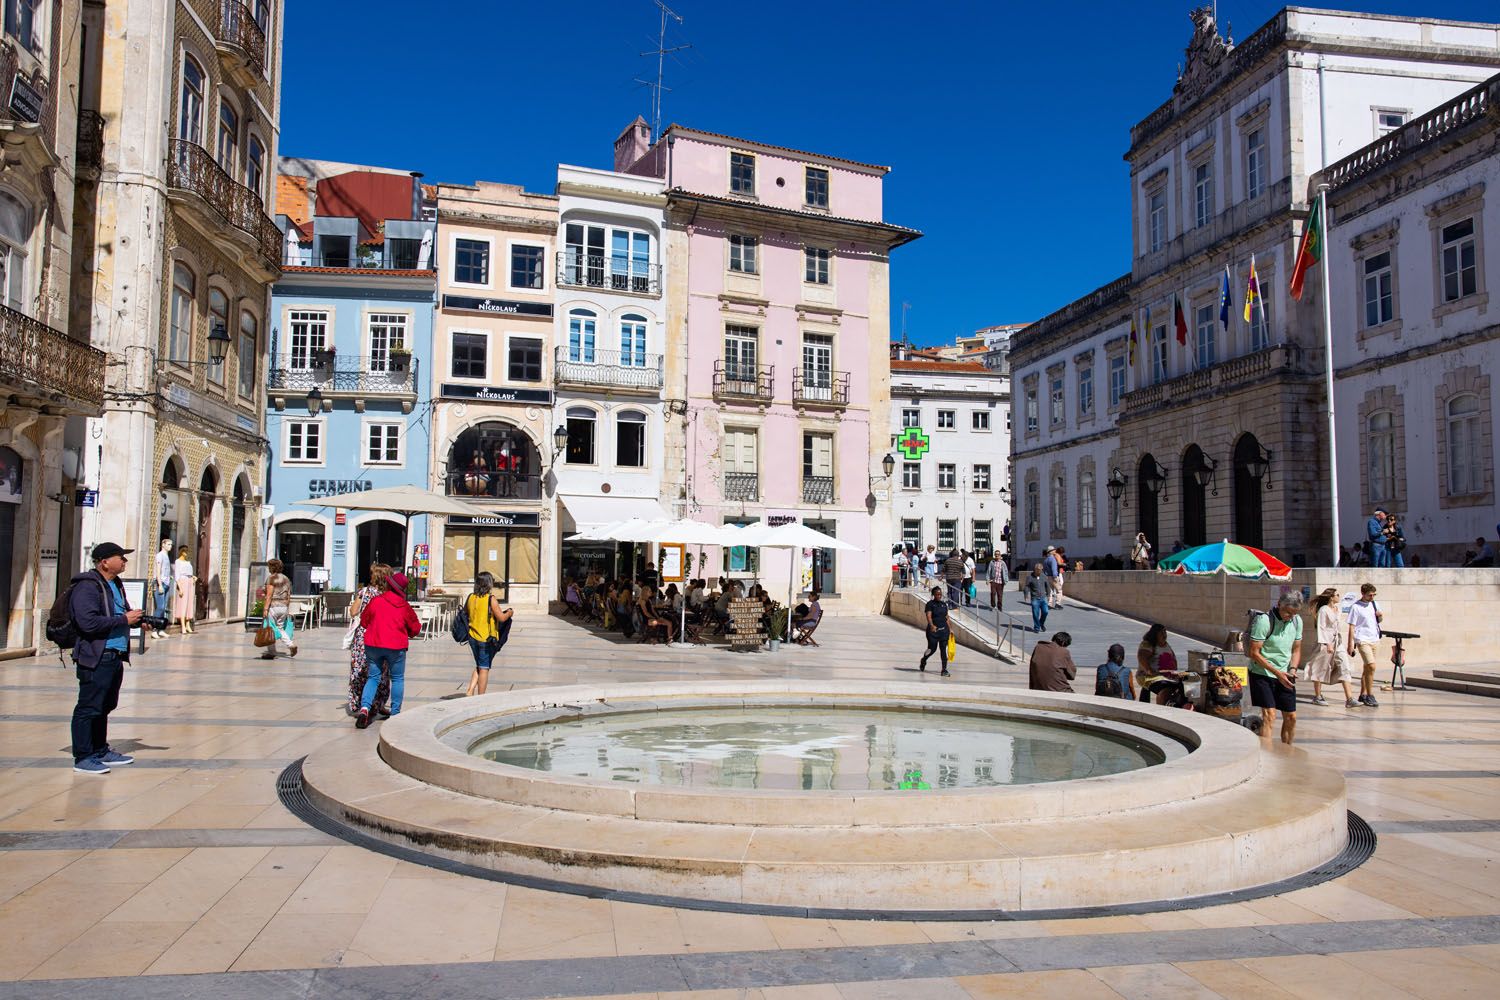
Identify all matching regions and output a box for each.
[68,542,144,774]
[1042,545,1061,608]
[1367,508,1390,568]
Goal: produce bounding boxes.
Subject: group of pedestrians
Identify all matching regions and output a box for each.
[149,537,198,638]
[897,545,999,609]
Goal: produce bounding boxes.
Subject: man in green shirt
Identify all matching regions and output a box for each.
[1248,591,1304,745]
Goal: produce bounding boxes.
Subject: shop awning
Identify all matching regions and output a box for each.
[559,495,670,532]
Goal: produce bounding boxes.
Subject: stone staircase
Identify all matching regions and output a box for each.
[1407,670,1500,699]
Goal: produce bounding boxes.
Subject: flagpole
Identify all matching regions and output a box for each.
[1317,184,1340,566]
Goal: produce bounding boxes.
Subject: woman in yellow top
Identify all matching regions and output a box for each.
[464,571,514,697]
[1135,623,1176,704]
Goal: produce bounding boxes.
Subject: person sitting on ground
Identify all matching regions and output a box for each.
[1136,623,1177,704]
[1028,631,1077,692]
[1095,643,1135,700]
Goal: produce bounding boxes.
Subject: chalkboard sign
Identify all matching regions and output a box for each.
[727,598,766,650]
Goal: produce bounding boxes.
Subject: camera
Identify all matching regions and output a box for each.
[139,613,170,632]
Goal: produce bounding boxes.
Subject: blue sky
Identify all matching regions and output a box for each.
[281,1,1497,346]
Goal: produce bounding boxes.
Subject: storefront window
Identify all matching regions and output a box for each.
[444,422,541,500]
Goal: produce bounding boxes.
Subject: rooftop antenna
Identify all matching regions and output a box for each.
[636,0,689,142]
[901,301,911,346]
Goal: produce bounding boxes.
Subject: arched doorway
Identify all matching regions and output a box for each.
[0,445,22,649]
[444,422,542,500]
[1180,445,1208,548]
[356,517,406,584]
[230,476,248,617]
[276,518,325,593]
[195,466,219,621]
[1136,453,1160,561]
[159,456,185,550]
[1233,434,1266,549]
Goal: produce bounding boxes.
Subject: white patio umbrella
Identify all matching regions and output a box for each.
[294,485,493,579]
[732,522,860,645]
[637,519,746,643]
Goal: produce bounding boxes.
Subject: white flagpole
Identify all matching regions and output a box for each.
[1317,185,1340,565]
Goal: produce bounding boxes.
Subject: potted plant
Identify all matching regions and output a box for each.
[768,607,789,651]
[246,597,265,631]
[388,344,412,374]
[312,346,336,372]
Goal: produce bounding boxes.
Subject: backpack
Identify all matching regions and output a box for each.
[450,599,470,643]
[1239,609,1275,655]
[1095,667,1124,698]
[45,577,110,650]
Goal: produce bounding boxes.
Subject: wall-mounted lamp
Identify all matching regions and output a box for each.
[1106,466,1129,509]
[305,387,323,416]
[1245,443,1274,491]
[881,452,895,479]
[1143,458,1169,502]
[1192,453,1219,497]
[552,424,569,456]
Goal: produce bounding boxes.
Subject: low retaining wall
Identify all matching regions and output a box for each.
[1063,568,1500,670]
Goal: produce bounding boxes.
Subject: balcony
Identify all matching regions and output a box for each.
[712,361,774,404]
[554,346,662,393]
[444,472,543,502]
[793,368,849,408]
[0,304,106,411]
[556,252,661,296]
[802,476,834,504]
[283,251,433,272]
[215,1,267,87]
[724,472,759,502]
[268,354,419,412]
[167,139,281,277]
[76,110,105,173]
[1121,344,1307,418]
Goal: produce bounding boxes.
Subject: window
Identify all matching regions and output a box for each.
[286,309,327,371]
[453,237,490,285]
[614,230,651,292]
[802,333,833,397]
[730,152,755,194]
[973,520,993,554]
[246,137,265,201]
[366,422,402,465]
[724,325,757,380]
[973,464,991,490]
[1441,218,1477,303]
[508,337,542,382]
[1194,303,1216,369]
[510,245,544,289]
[728,234,758,274]
[1376,109,1406,135]
[901,519,921,550]
[972,410,991,431]
[902,407,920,428]
[1368,410,1394,503]
[1079,367,1094,415]
[1194,161,1213,229]
[237,311,257,399]
[805,166,829,208]
[317,234,351,268]
[1446,394,1483,496]
[1152,324,1169,383]
[217,101,238,172]
[1246,129,1266,200]
[1025,480,1040,538]
[1109,355,1126,408]
[619,313,648,368]
[1025,383,1038,432]
[388,238,421,270]
[368,313,407,373]
[207,288,229,385]
[937,519,956,551]
[938,463,956,489]
[178,56,204,144]
[1363,251,1394,328]
[937,409,955,430]
[1148,191,1166,253]
[0,190,29,312]
[169,263,194,362]
[451,332,487,379]
[902,462,920,489]
[804,246,830,285]
[568,308,597,363]
[1080,470,1096,532]
[803,432,834,494]
[565,407,595,464]
[617,410,646,468]
[4,0,43,53]
[1050,474,1066,533]
[724,428,759,502]
[1049,375,1064,426]
[285,420,322,464]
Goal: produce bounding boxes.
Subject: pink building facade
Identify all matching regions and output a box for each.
[616,119,919,610]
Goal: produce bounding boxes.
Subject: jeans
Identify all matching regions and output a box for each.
[1389,549,1405,568]
[1031,597,1049,633]
[468,637,495,670]
[946,581,962,607]
[153,584,169,619]
[920,627,950,670]
[71,651,126,761]
[1372,544,1390,568]
[362,646,407,715]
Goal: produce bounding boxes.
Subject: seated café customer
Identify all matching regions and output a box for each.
[1028,632,1077,692]
[635,584,675,642]
[1095,643,1135,700]
[793,591,822,630]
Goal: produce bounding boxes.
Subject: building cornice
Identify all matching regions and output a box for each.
[665,190,921,249]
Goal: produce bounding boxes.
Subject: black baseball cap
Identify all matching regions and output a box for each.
[91,542,134,562]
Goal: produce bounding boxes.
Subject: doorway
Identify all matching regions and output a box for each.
[276,518,325,594]
[1233,434,1265,549]
[1136,453,1159,562]
[229,477,246,616]
[356,519,406,584]
[0,446,20,648]
[804,519,837,594]
[194,466,218,620]
[1180,445,1208,548]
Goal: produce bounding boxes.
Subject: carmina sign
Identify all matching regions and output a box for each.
[441,294,553,318]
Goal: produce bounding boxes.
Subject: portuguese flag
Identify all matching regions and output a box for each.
[1290,197,1323,301]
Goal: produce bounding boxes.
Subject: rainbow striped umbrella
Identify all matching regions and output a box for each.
[1156,540,1292,580]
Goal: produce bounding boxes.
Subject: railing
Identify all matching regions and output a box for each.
[76,110,105,170]
[1122,345,1303,414]
[802,476,834,504]
[167,139,280,273]
[553,346,663,391]
[444,472,543,502]
[267,354,419,394]
[556,252,662,295]
[793,368,849,406]
[284,252,431,271]
[216,0,267,77]
[724,472,759,502]
[1324,77,1495,192]
[712,361,774,403]
[0,304,106,408]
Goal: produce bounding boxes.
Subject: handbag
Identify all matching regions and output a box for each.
[340,622,359,650]
[253,625,276,647]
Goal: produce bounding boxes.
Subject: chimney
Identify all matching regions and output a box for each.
[409,171,423,221]
[614,115,652,173]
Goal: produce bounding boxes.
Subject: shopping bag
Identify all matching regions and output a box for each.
[253,625,276,648]
[946,634,957,662]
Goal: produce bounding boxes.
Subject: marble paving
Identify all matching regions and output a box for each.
[0,596,1497,998]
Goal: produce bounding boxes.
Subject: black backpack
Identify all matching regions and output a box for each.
[1095,666,1124,698]
[450,599,470,644]
[45,577,110,650]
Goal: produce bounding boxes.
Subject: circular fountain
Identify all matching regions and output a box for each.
[295,681,1352,915]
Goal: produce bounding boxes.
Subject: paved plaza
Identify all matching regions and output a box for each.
[2,601,1499,998]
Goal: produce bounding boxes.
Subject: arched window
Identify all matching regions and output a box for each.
[207,288,229,385]
[619,312,648,368]
[565,406,596,464]
[179,55,205,144]
[617,409,647,468]
[567,308,596,363]
[169,262,195,362]
[237,310,258,399]
[1446,394,1483,497]
[247,136,266,201]
[217,99,239,173]
[445,422,540,500]
[1367,410,1394,503]
[0,189,32,313]
[1079,469,1096,532]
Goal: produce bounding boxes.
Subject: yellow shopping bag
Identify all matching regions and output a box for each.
[946,633,957,662]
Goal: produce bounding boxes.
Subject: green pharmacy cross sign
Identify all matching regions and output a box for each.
[897,427,930,461]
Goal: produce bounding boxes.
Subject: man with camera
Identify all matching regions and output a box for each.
[66,542,152,774]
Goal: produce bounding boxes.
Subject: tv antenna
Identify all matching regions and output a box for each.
[635,1,690,142]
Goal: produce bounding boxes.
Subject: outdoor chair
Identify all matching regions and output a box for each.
[412,603,437,639]
[792,614,821,647]
[321,591,354,626]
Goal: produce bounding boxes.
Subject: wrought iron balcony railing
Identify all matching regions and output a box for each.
[802,476,835,504]
[553,346,663,391]
[556,252,661,295]
[793,367,849,406]
[76,110,105,171]
[268,354,419,394]
[0,304,106,408]
[712,361,774,403]
[723,472,759,502]
[216,0,267,79]
[444,471,543,502]
[283,251,431,271]
[167,139,280,273]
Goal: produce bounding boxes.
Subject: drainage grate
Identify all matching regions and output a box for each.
[277,757,1377,922]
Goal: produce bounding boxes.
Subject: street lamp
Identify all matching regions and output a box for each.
[1245,444,1274,491]
[1106,467,1129,510]
[206,320,230,366]
[881,453,895,479]
[305,387,323,416]
[1192,453,1219,497]
[552,423,569,455]
[1143,458,1169,502]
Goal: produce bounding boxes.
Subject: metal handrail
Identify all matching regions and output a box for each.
[724,472,759,501]
[267,354,419,393]
[284,252,430,271]
[167,138,280,273]
[792,367,849,406]
[556,252,661,295]
[444,471,543,501]
[0,304,106,408]
[554,346,663,390]
[76,110,105,170]
[802,476,834,504]
[712,361,774,402]
[217,0,267,76]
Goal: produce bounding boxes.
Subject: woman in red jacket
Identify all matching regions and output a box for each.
[355,571,421,729]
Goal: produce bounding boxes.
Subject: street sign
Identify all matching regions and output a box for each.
[75,488,98,507]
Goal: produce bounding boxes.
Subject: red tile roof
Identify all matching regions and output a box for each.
[890,359,994,374]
